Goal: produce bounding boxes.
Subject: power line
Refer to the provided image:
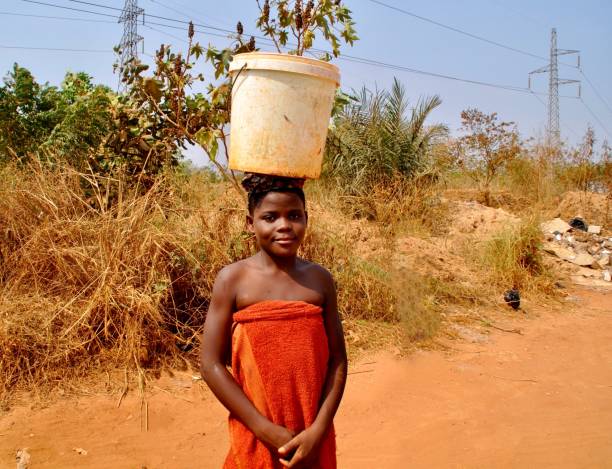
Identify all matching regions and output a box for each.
[0,11,115,22]
[580,98,612,139]
[21,0,118,18]
[12,2,582,99]
[0,44,112,52]
[530,90,581,139]
[13,0,595,106]
[580,69,612,116]
[365,0,548,61]
[146,20,233,40]
[67,0,123,11]
[67,0,235,34]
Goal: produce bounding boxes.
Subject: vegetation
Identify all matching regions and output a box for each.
[256,0,358,57]
[454,108,521,205]
[479,216,553,293]
[324,78,447,220]
[0,1,610,406]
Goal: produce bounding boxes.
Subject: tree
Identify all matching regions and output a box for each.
[325,77,447,198]
[456,108,521,205]
[256,0,357,58]
[0,64,65,161]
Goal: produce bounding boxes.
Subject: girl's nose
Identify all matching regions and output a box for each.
[277,217,292,230]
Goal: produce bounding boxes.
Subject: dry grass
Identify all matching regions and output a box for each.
[0,164,249,403]
[478,215,554,294]
[1,157,576,406]
[0,164,404,404]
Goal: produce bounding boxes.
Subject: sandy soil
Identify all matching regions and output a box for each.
[2,286,611,469]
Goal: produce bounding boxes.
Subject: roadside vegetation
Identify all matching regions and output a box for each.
[1,0,610,406]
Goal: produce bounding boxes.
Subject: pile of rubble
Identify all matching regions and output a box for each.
[542,217,611,284]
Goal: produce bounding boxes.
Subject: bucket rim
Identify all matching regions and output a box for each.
[229,52,340,85]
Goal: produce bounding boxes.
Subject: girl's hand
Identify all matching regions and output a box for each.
[277,426,324,468]
[258,421,295,449]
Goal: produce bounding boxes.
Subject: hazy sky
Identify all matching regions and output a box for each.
[2,0,611,166]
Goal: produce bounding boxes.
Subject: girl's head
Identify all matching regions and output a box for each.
[242,173,307,258]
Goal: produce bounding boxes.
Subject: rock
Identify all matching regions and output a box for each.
[574,242,589,254]
[543,243,577,262]
[587,225,602,234]
[570,252,596,267]
[542,218,571,234]
[571,275,612,288]
[587,244,601,255]
[576,267,599,278]
[603,270,611,282]
[597,255,610,269]
[73,448,88,456]
[16,449,31,469]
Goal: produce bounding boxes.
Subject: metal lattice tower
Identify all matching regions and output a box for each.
[117,0,144,92]
[529,28,580,148]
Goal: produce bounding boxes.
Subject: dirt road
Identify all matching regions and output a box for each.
[2,287,611,468]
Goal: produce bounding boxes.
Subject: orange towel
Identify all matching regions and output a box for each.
[224,300,336,469]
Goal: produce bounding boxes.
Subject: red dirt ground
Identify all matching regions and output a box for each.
[2,286,611,468]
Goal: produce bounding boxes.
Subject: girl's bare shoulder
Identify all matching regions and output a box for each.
[298,258,334,285]
[215,256,259,283]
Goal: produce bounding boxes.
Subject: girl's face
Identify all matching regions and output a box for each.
[247,191,307,258]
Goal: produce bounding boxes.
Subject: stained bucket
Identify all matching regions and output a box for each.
[228,52,340,179]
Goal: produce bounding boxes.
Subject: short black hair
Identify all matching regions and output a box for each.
[247,187,306,215]
[241,173,306,215]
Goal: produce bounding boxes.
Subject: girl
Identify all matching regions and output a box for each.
[200,174,347,469]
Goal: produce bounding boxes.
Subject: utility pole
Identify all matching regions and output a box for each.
[528,28,580,148]
[117,0,144,92]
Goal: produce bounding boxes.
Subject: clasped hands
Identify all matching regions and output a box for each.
[262,421,324,468]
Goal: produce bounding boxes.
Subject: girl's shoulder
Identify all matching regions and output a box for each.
[216,258,254,281]
[297,258,334,284]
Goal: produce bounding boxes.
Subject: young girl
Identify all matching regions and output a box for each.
[200,174,348,469]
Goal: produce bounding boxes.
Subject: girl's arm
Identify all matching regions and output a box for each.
[200,266,294,449]
[279,268,348,468]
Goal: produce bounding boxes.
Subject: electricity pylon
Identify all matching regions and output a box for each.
[529,28,580,148]
[117,0,144,92]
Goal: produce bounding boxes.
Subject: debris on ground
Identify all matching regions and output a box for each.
[503,289,521,310]
[16,449,30,469]
[542,216,611,286]
[568,217,588,232]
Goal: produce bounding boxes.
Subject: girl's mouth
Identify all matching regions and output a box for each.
[274,237,296,245]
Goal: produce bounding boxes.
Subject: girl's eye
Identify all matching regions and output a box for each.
[263,215,275,222]
[289,213,301,220]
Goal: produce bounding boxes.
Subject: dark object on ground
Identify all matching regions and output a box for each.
[503,289,521,310]
[568,217,588,232]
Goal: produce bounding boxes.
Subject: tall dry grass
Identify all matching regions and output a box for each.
[0,164,248,401]
[478,215,554,293]
[0,163,404,402]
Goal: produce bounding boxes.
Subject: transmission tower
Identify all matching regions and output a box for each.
[528,28,580,148]
[117,0,144,92]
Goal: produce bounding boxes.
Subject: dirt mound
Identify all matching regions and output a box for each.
[447,200,519,238]
[554,191,610,228]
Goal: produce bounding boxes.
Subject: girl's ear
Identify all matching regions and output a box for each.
[304,211,309,224]
[246,214,255,233]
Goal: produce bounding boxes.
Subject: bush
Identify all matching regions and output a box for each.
[479,216,553,293]
[324,78,447,219]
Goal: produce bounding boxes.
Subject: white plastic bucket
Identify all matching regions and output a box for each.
[228,52,340,179]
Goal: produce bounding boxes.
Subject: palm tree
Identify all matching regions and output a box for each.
[325,77,448,196]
